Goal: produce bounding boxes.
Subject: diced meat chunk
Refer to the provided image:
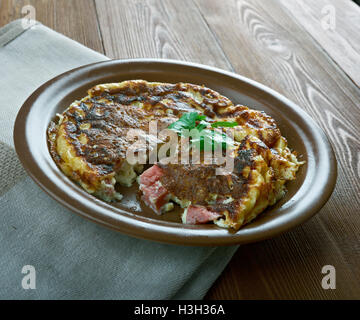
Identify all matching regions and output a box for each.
[139,165,164,187]
[139,165,171,214]
[141,181,170,214]
[183,205,222,224]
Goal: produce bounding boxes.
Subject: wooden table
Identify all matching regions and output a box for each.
[1,0,360,299]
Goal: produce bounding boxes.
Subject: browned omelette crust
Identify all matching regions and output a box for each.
[48,81,234,167]
[48,80,235,197]
[158,150,253,207]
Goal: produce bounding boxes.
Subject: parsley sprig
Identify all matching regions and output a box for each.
[168,112,238,151]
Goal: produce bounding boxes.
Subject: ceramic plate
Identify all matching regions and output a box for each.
[13,59,337,245]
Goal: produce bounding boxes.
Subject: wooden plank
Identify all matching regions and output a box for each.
[279,0,360,87]
[207,218,360,299]
[94,0,233,70]
[0,0,104,53]
[194,0,360,299]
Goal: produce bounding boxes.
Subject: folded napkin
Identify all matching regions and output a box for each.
[0,20,238,299]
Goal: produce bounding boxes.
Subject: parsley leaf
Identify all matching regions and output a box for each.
[168,112,237,152]
[168,112,205,133]
[211,121,238,128]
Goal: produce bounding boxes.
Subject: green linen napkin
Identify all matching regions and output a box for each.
[0,20,238,300]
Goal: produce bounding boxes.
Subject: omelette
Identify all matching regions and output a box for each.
[48,80,304,230]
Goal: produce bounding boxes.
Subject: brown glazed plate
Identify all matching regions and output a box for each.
[13,59,337,246]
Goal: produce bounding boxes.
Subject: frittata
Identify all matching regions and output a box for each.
[48,80,304,230]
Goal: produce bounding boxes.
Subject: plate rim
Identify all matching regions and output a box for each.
[13,58,338,246]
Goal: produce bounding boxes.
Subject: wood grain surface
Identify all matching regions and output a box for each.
[1,0,359,299]
[279,0,360,87]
